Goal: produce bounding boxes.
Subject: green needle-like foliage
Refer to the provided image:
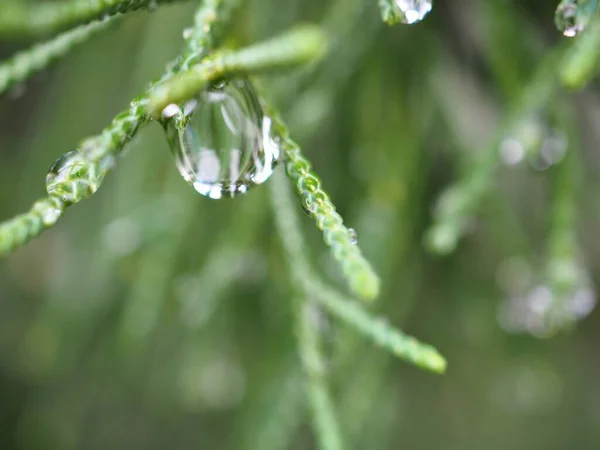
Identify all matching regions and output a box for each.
[282,135,380,301]
[4,0,600,448]
[297,302,344,450]
[0,0,237,257]
[561,14,600,87]
[146,24,328,116]
[0,18,116,95]
[0,0,183,36]
[270,169,445,373]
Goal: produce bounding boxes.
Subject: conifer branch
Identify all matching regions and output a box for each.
[0,0,237,258]
[298,302,344,450]
[561,13,600,88]
[269,168,446,373]
[0,18,116,96]
[543,112,589,333]
[0,0,182,37]
[307,280,447,373]
[425,47,567,254]
[146,25,328,117]
[266,110,380,302]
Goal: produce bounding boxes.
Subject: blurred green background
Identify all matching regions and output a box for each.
[1,0,600,449]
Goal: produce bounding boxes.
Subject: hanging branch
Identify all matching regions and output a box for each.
[146,25,328,117]
[0,8,321,258]
[561,13,600,88]
[0,17,117,96]
[425,47,567,254]
[270,168,446,373]
[0,0,182,37]
[297,301,344,450]
[269,164,445,447]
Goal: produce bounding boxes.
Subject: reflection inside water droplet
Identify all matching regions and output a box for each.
[555,1,586,37]
[162,78,280,199]
[394,0,433,24]
[348,228,358,245]
[45,150,101,204]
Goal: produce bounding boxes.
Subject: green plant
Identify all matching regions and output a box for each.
[1,0,600,448]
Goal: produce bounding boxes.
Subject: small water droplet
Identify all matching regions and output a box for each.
[394,0,432,24]
[182,27,193,40]
[555,1,585,37]
[348,228,358,245]
[162,78,280,199]
[497,258,596,337]
[499,138,526,166]
[46,150,101,204]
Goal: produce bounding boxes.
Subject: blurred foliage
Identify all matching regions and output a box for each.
[1,0,600,449]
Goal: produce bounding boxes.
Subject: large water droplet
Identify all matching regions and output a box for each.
[46,150,102,204]
[394,0,432,24]
[555,1,585,37]
[162,78,280,199]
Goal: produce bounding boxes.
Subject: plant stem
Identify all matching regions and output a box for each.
[0,0,182,37]
[146,24,328,117]
[0,18,117,96]
[269,168,446,373]
[0,0,238,258]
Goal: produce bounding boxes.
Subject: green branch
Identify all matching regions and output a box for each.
[307,280,447,373]
[544,112,589,334]
[561,13,600,87]
[0,0,182,37]
[0,0,237,258]
[425,46,566,254]
[0,18,116,96]
[298,302,344,450]
[147,24,328,117]
[266,106,380,301]
[269,168,446,373]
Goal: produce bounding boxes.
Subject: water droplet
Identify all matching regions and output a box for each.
[499,138,525,166]
[182,27,193,40]
[348,228,358,245]
[555,1,585,37]
[162,79,280,199]
[394,0,433,24]
[46,150,102,204]
[497,258,596,337]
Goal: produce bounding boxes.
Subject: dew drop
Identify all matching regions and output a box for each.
[182,27,193,40]
[497,257,596,337]
[162,78,280,199]
[348,228,358,245]
[555,1,585,37]
[394,0,432,24]
[46,150,101,204]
